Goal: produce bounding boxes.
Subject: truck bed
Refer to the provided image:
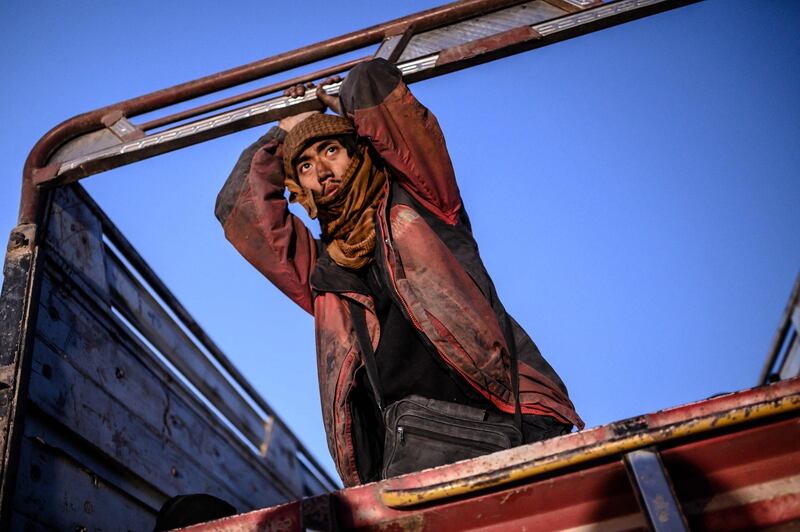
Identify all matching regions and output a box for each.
[186,377,800,531]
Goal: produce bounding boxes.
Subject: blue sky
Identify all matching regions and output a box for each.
[2,1,798,480]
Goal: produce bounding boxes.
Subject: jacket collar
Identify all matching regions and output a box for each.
[310,246,370,296]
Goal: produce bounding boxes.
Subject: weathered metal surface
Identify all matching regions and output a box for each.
[397,0,563,63]
[781,327,800,380]
[379,382,800,508]
[105,251,267,450]
[29,333,256,510]
[624,449,689,531]
[32,270,290,506]
[435,24,543,66]
[22,406,166,512]
[0,185,336,528]
[139,56,370,133]
[73,185,337,490]
[374,28,417,64]
[261,415,305,498]
[0,195,49,529]
[43,185,109,298]
[541,0,583,13]
[19,0,527,223]
[12,415,156,531]
[184,378,800,531]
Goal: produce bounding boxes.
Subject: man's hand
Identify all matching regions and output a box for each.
[315,76,343,115]
[283,76,343,114]
[278,76,343,132]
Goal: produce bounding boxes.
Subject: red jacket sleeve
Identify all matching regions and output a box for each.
[215,127,317,314]
[339,59,462,225]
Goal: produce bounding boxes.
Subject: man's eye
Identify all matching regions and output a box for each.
[299,163,310,172]
[327,146,337,154]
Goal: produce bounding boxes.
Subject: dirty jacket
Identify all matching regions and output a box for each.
[216,58,583,486]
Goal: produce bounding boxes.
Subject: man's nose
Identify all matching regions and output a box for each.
[317,162,333,185]
[317,161,333,183]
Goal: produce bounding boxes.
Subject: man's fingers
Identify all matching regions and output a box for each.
[283,83,309,98]
[316,85,342,115]
[319,75,342,87]
[283,76,343,99]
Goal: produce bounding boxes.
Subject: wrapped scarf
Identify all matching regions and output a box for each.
[286,143,387,269]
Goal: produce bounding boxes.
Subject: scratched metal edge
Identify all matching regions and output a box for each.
[0,192,52,529]
[379,386,800,508]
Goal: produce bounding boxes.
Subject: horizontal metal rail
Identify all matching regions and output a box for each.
[19,0,528,225]
[380,378,800,508]
[138,56,370,132]
[20,0,700,225]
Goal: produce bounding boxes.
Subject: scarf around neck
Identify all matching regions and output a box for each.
[286,143,387,270]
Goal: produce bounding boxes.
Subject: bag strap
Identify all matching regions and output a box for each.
[349,300,385,412]
[502,316,523,434]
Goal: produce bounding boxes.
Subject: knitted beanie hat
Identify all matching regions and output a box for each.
[283,113,356,180]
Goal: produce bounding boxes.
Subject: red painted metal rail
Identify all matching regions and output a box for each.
[186,377,800,530]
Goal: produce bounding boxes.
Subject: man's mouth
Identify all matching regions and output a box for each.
[324,182,340,196]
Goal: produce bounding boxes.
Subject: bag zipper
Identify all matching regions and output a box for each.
[396,423,505,454]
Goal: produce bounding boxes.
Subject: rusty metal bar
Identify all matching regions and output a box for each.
[30,0,701,193]
[541,0,584,13]
[139,56,370,132]
[182,378,800,531]
[20,0,526,224]
[22,0,704,222]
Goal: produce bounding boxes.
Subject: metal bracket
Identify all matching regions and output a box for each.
[374,26,416,64]
[101,111,144,141]
[624,448,689,531]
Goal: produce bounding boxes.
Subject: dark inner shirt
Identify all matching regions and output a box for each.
[360,261,489,407]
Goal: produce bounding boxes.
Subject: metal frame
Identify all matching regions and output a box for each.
[2,0,704,526]
[759,274,800,385]
[180,377,800,530]
[18,0,700,222]
[378,383,800,508]
[624,448,689,531]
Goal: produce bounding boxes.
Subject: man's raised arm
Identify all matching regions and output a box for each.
[215,123,318,314]
[336,59,463,226]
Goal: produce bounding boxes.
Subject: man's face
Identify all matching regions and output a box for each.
[295,138,352,197]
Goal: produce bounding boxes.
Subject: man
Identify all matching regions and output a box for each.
[216,59,583,486]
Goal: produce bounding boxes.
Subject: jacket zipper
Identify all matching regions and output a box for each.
[377,197,424,332]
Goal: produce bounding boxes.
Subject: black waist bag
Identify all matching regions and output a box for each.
[382,395,522,479]
[348,301,525,480]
